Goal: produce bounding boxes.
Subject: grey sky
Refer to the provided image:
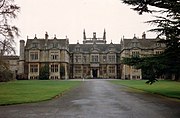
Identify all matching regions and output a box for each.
[14,0,157,54]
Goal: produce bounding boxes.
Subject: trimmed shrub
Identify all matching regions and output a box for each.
[0,69,13,82]
[39,64,50,80]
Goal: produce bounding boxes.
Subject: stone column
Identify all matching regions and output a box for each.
[140,69,142,79]
[97,69,99,78]
[91,69,93,78]
[124,65,126,80]
[65,64,68,80]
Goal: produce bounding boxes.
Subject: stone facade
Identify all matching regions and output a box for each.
[1,55,19,79]
[19,31,165,80]
[69,30,121,79]
[120,33,166,80]
[19,33,69,79]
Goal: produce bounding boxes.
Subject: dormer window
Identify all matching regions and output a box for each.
[156,43,161,47]
[110,47,112,50]
[109,42,115,51]
[132,42,138,47]
[76,47,80,52]
[52,43,58,48]
[32,43,38,48]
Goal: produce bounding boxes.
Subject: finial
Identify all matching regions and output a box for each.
[34,34,37,39]
[54,34,57,39]
[103,28,106,40]
[120,38,123,43]
[83,29,86,40]
[77,40,79,44]
[45,32,48,39]
[110,40,113,44]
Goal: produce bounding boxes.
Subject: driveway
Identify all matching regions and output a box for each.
[0,80,179,118]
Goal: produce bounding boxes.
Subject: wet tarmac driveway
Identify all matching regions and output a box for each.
[0,80,179,118]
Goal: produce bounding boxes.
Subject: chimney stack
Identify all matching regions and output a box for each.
[142,32,146,39]
[45,32,48,39]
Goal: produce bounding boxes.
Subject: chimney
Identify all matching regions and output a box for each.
[45,32,48,48]
[103,29,106,40]
[83,29,86,40]
[19,40,25,61]
[142,32,146,39]
[19,40,25,74]
[93,32,96,39]
[45,32,48,39]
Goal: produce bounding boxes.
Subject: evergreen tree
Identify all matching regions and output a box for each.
[122,0,180,82]
[39,64,50,80]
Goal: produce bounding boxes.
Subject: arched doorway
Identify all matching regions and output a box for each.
[92,69,98,78]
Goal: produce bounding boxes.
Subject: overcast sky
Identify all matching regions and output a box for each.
[14,0,157,54]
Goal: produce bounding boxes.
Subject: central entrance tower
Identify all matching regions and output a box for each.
[69,29,121,79]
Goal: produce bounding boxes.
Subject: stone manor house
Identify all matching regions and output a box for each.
[17,30,165,80]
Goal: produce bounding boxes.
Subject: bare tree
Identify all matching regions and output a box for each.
[0,0,20,56]
[0,0,20,81]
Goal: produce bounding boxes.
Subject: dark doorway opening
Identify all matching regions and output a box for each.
[92,69,98,78]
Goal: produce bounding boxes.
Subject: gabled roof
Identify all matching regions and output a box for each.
[69,43,121,53]
[25,38,68,50]
[122,38,159,49]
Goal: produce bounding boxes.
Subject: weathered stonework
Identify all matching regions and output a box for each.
[18,31,165,80]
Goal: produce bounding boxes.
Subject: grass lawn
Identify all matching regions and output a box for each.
[110,80,180,99]
[0,80,81,105]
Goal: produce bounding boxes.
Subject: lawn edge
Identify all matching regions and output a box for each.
[109,80,180,101]
[0,81,82,106]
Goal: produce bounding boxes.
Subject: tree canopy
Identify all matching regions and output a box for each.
[39,64,50,80]
[0,0,20,56]
[0,0,20,82]
[122,0,180,82]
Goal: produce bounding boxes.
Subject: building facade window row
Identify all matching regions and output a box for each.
[18,32,165,80]
[132,51,140,57]
[30,52,39,60]
[73,54,117,63]
[91,55,99,62]
[50,64,58,72]
[30,64,38,73]
[50,52,59,60]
